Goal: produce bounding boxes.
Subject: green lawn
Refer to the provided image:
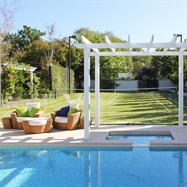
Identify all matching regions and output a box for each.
[0,91,187,125]
[99,91,187,124]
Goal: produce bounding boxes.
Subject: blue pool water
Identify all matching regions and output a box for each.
[0,147,187,187]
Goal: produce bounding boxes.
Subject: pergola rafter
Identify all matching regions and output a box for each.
[147,35,154,52]
[104,35,115,52]
[74,35,187,139]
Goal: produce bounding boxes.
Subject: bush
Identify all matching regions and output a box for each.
[138,80,158,90]
[100,80,116,89]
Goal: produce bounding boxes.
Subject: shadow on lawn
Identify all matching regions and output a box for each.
[100,97,187,124]
[100,110,180,125]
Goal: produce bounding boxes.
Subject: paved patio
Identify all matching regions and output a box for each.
[1,125,187,148]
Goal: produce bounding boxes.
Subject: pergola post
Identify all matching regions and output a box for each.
[84,47,90,139]
[178,52,184,127]
[95,55,100,128]
[30,70,34,98]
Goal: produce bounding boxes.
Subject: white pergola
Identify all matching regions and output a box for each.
[74,34,187,139]
[2,63,37,87]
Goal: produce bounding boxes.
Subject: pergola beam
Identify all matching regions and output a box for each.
[89,51,187,56]
[74,42,187,50]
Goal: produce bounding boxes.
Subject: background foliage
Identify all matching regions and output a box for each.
[1,25,187,101]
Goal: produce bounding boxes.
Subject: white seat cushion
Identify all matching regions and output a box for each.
[17,117,32,123]
[29,118,48,126]
[55,116,68,123]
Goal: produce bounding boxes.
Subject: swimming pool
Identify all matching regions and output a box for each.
[0,147,187,187]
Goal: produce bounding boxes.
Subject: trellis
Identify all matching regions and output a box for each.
[0,63,37,106]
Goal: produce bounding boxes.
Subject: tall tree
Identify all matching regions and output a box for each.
[16,25,46,51]
[74,27,130,89]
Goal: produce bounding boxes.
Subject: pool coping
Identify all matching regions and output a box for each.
[1,125,187,148]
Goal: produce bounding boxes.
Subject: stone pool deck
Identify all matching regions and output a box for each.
[1,125,187,148]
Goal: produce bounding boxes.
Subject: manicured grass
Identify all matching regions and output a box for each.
[99,91,187,124]
[0,91,187,125]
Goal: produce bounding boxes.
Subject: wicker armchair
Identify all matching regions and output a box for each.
[51,109,82,130]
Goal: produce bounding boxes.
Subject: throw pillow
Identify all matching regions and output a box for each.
[68,107,78,116]
[16,107,28,117]
[29,106,40,117]
[58,105,70,117]
[68,102,79,109]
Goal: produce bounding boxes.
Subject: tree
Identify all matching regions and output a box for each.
[70,45,84,89]
[74,27,129,89]
[132,49,153,80]
[4,25,46,63]
[2,25,46,98]
[152,55,178,85]
[16,25,46,52]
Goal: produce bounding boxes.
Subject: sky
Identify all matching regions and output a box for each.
[4,0,187,42]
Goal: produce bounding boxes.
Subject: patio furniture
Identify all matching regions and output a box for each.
[1,117,12,129]
[22,118,52,134]
[11,102,44,129]
[51,109,82,130]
